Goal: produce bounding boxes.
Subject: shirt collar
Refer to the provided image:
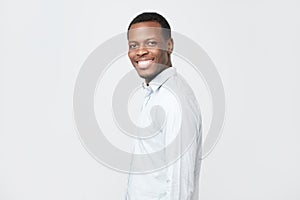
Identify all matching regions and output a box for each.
[142,67,177,92]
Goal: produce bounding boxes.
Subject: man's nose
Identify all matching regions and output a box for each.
[136,46,149,56]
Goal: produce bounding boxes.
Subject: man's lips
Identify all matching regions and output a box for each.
[135,58,154,69]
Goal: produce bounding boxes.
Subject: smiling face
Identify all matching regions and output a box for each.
[128,21,173,84]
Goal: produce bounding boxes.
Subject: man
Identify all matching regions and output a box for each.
[126,12,202,200]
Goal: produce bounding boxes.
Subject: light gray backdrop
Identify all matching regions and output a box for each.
[0,0,299,199]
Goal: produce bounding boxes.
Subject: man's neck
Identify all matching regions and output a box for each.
[145,65,172,85]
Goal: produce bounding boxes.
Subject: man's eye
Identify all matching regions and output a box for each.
[129,44,137,49]
[147,41,157,46]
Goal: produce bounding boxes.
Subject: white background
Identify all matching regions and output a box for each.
[1,0,300,199]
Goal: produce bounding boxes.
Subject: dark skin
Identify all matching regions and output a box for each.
[128,21,174,84]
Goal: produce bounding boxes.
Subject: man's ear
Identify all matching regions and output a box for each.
[167,38,174,54]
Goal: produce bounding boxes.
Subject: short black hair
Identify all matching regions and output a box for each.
[127,12,171,39]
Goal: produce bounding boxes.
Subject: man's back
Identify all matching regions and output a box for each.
[126,67,202,200]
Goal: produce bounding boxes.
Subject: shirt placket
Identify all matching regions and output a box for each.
[141,86,153,111]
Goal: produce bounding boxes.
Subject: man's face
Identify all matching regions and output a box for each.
[128,21,173,84]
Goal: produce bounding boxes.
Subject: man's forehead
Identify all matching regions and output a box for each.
[128,29,161,40]
[128,27,162,35]
[128,27,167,41]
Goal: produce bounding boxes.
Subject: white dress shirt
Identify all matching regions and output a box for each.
[126,67,202,200]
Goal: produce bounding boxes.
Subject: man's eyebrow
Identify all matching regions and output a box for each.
[128,37,159,43]
[145,37,157,40]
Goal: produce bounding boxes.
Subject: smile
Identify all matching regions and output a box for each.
[136,59,154,69]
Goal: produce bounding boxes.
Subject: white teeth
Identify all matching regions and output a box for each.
[137,60,153,69]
